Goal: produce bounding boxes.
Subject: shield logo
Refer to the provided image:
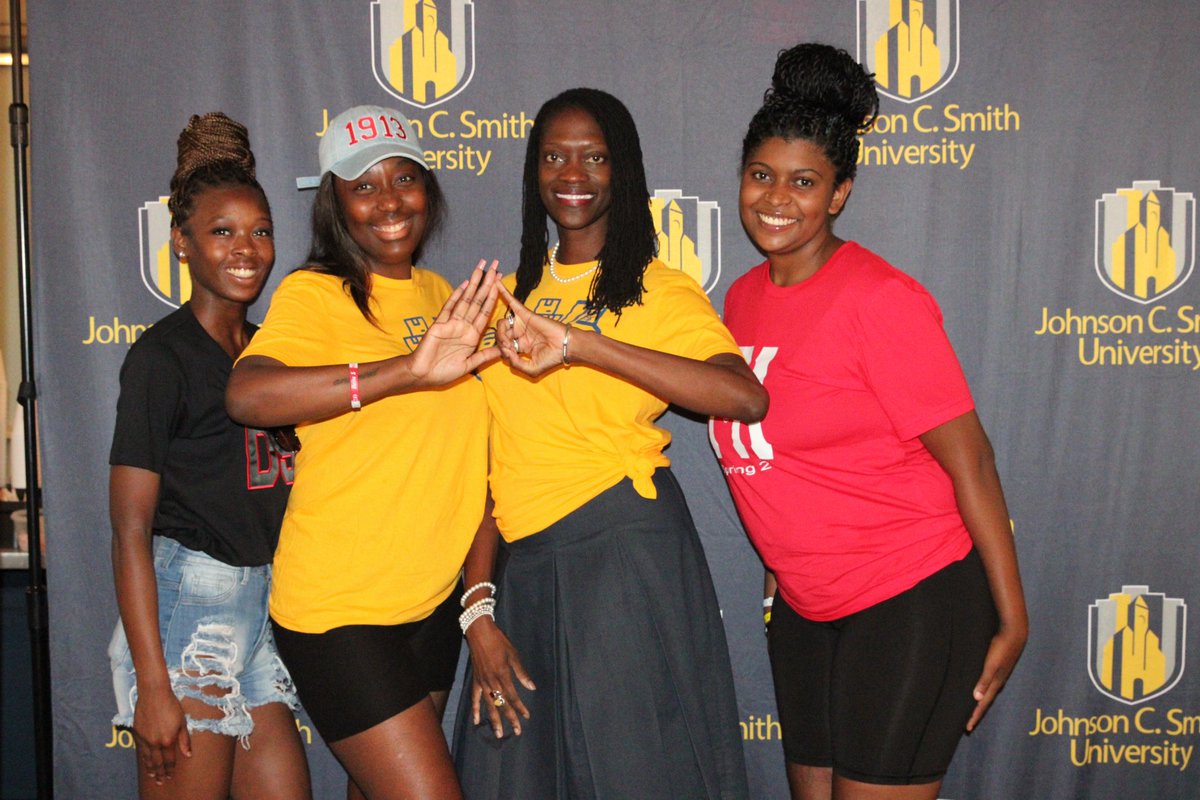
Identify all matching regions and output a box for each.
[371,0,476,109]
[1095,181,1195,304]
[139,196,188,308]
[857,0,960,104]
[650,190,721,294]
[1088,585,1187,705]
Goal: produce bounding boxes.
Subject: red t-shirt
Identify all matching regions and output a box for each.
[710,242,974,621]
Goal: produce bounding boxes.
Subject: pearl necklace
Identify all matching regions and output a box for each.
[548,243,600,284]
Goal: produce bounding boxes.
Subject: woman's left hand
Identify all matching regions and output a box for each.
[409,259,503,385]
[967,621,1027,731]
[918,411,1029,734]
[495,283,568,376]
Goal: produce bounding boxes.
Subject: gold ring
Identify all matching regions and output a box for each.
[490,690,506,708]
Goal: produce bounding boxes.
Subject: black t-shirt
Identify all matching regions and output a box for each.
[109,304,293,566]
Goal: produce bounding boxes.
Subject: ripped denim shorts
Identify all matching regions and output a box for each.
[108,537,300,744]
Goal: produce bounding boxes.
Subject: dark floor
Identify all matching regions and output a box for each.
[2,568,37,800]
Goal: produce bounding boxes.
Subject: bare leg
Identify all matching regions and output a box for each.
[787,763,833,800]
[346,691,451,799]
[137,695,235,800]
[231,702,312,800]
[834,776,942,800]
[331,697,462,800]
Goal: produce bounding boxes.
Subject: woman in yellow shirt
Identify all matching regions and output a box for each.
[227,105,499,800]
[453,88,765,799]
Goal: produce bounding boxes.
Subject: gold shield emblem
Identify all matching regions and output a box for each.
[371,0,476,109]
[1088,585,1186,705]
[1095,181,1195,304]
[139,196,189,308]
[651,190,722,294]
[857,0,960,104]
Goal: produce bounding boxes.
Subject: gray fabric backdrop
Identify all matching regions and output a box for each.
[26,1,1200,797]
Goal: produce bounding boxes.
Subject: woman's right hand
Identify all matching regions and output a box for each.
[465,618,536,738]
[111,465,191,785]
[131,680,191,785]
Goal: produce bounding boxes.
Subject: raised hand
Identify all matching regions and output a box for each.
[495,283,571,376]
[409,259,502,385]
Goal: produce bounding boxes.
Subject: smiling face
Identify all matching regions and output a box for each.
[172,184,274,310]
[537,106,613,261]
[739,136,853,283]
[334,156,429,278]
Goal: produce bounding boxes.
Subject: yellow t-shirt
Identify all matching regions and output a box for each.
[240,269,488,632]
[481,257,740,541]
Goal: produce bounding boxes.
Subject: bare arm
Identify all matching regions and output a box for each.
[919,410,1028,731]
[460,492,535,738]
[495,282,768,423]
[226,260,501,427]
[763,570,778,634]
[110,465,190,784]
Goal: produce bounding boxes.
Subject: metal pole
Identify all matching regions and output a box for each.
[9,0,53,795]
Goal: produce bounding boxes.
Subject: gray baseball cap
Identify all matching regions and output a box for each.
[296,105,427,189]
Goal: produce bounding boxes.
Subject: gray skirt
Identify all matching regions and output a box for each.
[453,470,749,799]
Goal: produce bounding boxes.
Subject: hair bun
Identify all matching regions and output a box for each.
[764,43,879,134]
[167,112,263,227]
[175,112,256,180]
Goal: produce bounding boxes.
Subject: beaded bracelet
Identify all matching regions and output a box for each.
[461,581,497,608]
[459,597,496,634]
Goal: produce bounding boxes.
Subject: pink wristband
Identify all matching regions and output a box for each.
[348,362,362,410]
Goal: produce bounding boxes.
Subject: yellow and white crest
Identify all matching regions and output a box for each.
[1088,585,1186,705]
[857,0,959,104]
[138,196,189,308]
[371,0,476,109]
[650,190,721,294]
[1095,181,1195,304]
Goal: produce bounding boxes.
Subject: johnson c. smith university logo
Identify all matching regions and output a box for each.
[1089,585,1187,705]
[139,196,188,308]
[1095,181,1195,304]
[650,190,721,294]
[857,0,959,103]
[371,0,476,109]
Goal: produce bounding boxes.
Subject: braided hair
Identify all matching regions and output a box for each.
[741,43,879,184]
[168,112,267,231]
[515,88,656,316]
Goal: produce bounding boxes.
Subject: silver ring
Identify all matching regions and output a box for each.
[490,690,506,708]
[506,311,515,329]
[512,339,521,354]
